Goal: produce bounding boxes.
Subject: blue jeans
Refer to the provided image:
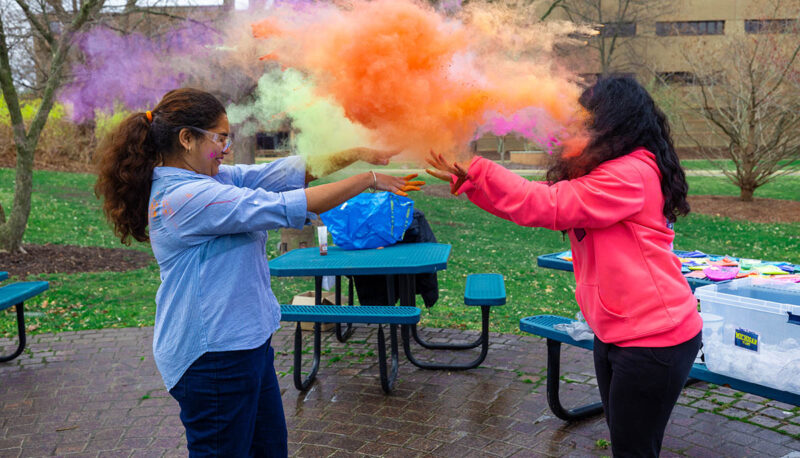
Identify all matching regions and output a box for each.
[169,338,288,457]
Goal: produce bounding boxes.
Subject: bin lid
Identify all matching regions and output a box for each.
[697,278,800,307]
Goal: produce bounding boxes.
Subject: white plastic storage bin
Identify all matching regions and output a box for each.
[695,278,800,395]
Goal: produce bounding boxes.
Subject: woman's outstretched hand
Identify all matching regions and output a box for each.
[306,148,403,184]
[425,151,471,195]
[305,172,424,215]
[374,173,425,197]
[353,147,402,166]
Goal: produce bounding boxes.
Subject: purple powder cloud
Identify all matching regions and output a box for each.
[476,107,563,154]
[60,23,220,122]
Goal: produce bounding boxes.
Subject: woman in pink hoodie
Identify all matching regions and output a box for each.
[428,77,702,457]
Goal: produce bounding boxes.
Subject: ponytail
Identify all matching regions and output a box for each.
[94,88,226,244]
[95,112,158,244]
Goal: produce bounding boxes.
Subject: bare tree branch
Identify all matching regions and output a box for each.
[27,0,106,144]
[105,7,223,35]
[540,0,568,21]
[45,0,69,17]
[0,14,26,146]
[12,0,55,47]
[655,14,800,201]
[556,0,670,75]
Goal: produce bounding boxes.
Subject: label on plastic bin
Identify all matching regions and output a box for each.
[734,328,759,352]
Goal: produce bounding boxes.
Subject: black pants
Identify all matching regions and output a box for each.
[593,332,701,458]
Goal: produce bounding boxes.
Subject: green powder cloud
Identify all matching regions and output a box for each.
[227,69,375,177]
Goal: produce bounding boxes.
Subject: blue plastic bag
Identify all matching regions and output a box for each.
[320,192,414,250]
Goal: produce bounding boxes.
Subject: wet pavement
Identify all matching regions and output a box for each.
[1,324,799,457]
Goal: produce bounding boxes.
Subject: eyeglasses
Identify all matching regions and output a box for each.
[179,126,234,153]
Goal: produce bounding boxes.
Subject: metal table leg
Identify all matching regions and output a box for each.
[293,322,321,391]
[400,275,491,370]
[313,276,354,343]
[545,338,603,421]
[377,323,400,394]
[0,303,26,363]
[402,274,483,350]
[334,276,354,342]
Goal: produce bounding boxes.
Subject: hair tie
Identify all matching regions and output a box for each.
[145,111,153,123]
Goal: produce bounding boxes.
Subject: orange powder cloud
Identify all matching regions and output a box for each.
[252,0,590,162]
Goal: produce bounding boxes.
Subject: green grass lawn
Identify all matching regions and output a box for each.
[1,166,798,337]
[688,175,800,200]
[681,158,800,171]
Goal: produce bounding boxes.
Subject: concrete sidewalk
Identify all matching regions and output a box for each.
[0,325,798,457]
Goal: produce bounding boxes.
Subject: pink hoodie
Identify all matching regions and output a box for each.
[459,149,702,347]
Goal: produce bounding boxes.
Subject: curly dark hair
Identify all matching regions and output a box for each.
[95,88,226,244]
[546,76,690,223]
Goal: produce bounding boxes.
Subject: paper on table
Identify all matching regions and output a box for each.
[703,266,739,281]
[739,258,761,269]
[682,250,707,258]
[685,271,708,279]
[755,265,788,275]
[556,250,573,261]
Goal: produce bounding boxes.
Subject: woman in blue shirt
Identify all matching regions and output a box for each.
[95,88,421,456]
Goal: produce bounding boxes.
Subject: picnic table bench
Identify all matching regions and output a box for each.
[273,244,511,392]
[279,273,507,393]
[0,279,49,362]
[520,315,800,421]
[280,304,420,394]
[526,250,800,420]
[403,273,506,370]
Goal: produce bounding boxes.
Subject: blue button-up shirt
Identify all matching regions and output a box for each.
[148,156,309,390]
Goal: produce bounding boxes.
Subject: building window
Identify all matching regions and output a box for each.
[600,22,636,37]
[656,21,725,36]
[256,131,289,150]
[745,19,799,34]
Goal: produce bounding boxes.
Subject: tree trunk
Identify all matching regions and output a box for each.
[234,133,257,165]
[738,172,757,202]
[0,142,34,253]
[497,136,505,163]
[0,0,102,253]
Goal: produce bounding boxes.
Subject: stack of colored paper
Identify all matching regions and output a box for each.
[677,252,800,283]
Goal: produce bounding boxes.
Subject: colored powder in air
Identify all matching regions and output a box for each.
[251,0,592,162]
[227,69,376,176]
[60,24,218,122]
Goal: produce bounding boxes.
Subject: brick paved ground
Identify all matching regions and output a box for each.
[0,325,798,457]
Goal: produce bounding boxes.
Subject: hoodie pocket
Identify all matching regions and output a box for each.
[576,284,630,341]
[595,285,630,319]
